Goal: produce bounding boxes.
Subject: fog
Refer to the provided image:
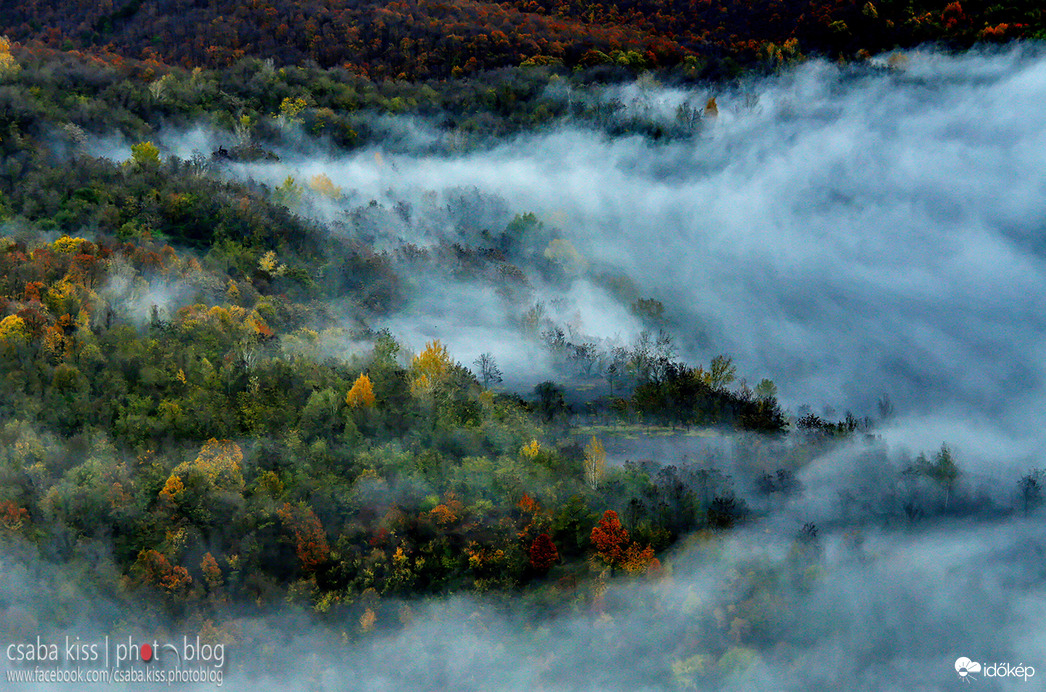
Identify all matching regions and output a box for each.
[328,519,1045,691]
[50,45,1046,689]
[7,492,1043,690]
[126,46,1046,452]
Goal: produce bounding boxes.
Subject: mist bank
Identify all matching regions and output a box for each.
[325,519,1045,692]
[117,47,1045,425]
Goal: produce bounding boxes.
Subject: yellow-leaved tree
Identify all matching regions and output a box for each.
[276,97,308,128]
[160,439,244,501]
[52,235,87,253]
[411,340,454,395]
[258,250,285,276]
[0,36,19,77]
[619,543,656,574]
[0,314,29,347]
[543,238,588,273]
[584,436,606,488]
[309,173,342,199]
[346,373,376,408]
[521,439,541,460]
[128,141,161,168]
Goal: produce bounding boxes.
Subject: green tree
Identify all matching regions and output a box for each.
[754,378,777,401]
[927,444,960,508]
[705,354,736,391]
[533,381,565,422]
[129,141,161,168]
[272,176,303,207]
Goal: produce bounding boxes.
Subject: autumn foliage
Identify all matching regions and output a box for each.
[346,373,376,408]
[620,543,657,574]
[528,533,559,573]
[411,339,455,394]
[591,509,655,572]
[591,510,630,565]
[133,549,192,592]
[201,552,223,590]
[517,493,541,514]
[3,0,1035,82]
[584,436,606,488]
[0,501,29,531]
[278,503,331,571]
[165,439,245,497]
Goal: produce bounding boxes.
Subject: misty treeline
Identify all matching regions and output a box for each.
[0,40,719,158]
[0,229,787,603]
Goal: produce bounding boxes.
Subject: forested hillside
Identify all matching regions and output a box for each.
[1,4,1045,688]
[0,0,1041,78]
[0,43,801,626]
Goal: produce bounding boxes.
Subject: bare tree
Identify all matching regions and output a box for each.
[473,352,502,388]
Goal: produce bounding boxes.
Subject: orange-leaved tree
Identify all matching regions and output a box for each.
[201,552,223,590]
[346,373,376,408]
[278,502,330,571]
[619,543,656,574]
[591,510,629,566]
[133,549,192,593]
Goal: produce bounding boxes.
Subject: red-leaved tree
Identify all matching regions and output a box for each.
[528,533,559,573]
[590,510,629,566]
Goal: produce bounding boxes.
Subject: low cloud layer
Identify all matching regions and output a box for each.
[165,45,1046,462]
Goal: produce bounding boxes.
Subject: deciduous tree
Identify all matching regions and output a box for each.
[584,436,606,488]
[346,373,376,408]
[591,509,629,566]
[528,533,559,573]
